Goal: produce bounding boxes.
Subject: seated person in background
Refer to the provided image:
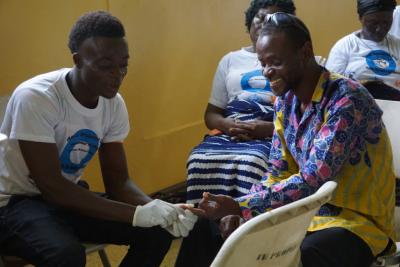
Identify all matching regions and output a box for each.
[186,0,296,204]
[0,11,196,267]
[389,5,400,38]
[176,13,395,267]
[326,0,400,100]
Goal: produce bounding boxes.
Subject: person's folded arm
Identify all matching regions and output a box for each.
[204,103,236,134]
[205,103,273,139]
[230,119,274,140]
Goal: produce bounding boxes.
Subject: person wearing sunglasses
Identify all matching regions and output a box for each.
[326,0,400,101]
[175,12,395,267]
[186,0,296,205]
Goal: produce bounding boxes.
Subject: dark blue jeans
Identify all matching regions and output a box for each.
[0,195,173,267]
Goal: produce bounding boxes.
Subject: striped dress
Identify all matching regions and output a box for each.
[186,99,274,204]
[237,71,395,256]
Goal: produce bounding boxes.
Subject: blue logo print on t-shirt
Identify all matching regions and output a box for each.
[60,129,100,174]
[365,50,396,76]
[240,70,271,92]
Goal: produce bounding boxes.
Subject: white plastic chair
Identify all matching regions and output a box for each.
[211,181,337,267]
[371,99,400,267]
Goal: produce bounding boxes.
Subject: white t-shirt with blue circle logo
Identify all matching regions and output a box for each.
[0,68,130,207]
[208,48,274,109]
[326,31,400,90]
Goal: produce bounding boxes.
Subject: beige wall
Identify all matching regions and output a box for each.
[296,0,360,57]
[0,0,381,193]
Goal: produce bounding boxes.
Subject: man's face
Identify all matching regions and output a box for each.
[76,37,129,99]
[256,32,305,96]
[361,11,393,42]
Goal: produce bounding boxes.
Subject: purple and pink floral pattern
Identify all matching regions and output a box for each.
[236,70,384,220]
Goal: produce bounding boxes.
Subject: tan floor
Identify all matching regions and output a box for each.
[86,239,182,267]
[4,239,181,267]
[4,238,181,267]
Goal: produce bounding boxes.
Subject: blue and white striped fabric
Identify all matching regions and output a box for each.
[186,99,273,204]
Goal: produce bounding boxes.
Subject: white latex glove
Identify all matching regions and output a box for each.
[179,209,197,231]
[165,220,189,238]
[163,209,198,237]
[132,199,180,228]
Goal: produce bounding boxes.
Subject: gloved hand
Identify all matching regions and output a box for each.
[132,199,181,228]
[163,209,198,237]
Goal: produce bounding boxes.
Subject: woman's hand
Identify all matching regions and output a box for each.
[229,120,274,141]
[204,103,274,141]
[362,80,400,101]
[190,192,242,220]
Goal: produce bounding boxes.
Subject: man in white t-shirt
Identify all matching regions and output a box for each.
[0,11,196,267]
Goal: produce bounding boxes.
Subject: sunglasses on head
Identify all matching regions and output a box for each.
[265,12,310,36]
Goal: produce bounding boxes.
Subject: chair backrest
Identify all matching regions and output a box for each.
[376,99,400,241]
[211,181,337,267]
[376,100,400,177]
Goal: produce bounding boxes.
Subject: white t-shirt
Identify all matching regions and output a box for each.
[326,31,400,89]
[208,48,274,109]
[0,68,130,207]
[389,6,400,38]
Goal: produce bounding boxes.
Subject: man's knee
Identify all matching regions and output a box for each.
[300,241,325,267]
[139,226,173,250]
[300,228,374,267]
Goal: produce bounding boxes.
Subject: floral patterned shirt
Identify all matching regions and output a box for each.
[236,70,395,255]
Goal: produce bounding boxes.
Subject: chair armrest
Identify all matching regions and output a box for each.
[373,251,400,266]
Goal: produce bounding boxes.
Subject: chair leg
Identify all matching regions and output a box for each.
[98,249,111,267]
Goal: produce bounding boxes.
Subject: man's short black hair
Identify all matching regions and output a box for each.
[260,13,311,49]
[245,0,296,31]
[68,11,125,53]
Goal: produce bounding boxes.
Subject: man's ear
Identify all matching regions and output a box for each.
[301,41,313,59]
[72,53,82,68]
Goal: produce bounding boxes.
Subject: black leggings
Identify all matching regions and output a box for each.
[175,219,375,267]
